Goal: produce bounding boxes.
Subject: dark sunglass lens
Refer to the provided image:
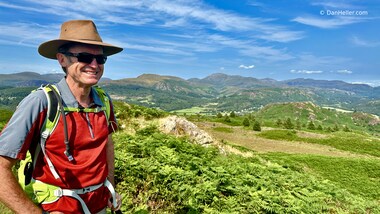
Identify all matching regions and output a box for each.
[75,53,107,64]
[77,54,94,64]
[95,55,107,64]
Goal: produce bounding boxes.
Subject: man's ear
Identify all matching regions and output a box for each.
[56,53,68,67]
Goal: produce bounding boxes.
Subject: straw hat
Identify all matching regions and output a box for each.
[38,20,123,59]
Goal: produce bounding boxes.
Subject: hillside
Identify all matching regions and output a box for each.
[1,100,379,213]
[1,72,379,116]
[254,101,380,133]
[112,102,379,213]
[0,72,64,87]
[108,102,380,212]
[105,73,380,115]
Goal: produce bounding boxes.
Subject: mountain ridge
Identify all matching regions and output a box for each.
[1,71,377,89]
[1,72,379,115]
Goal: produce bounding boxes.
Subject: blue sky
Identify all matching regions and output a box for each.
[0,0,379,85]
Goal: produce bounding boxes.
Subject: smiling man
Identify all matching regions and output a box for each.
[0,20,123,214]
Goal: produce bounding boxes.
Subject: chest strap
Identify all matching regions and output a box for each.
[33,179,117,214]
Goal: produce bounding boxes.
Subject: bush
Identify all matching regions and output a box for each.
[252,121,261,131]
[113,130,379,213]
[242,118,250,127]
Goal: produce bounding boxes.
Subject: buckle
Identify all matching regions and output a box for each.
[82,187,92,194]
[54,189,63,197]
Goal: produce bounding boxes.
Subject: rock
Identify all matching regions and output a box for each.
[159,116,214,146]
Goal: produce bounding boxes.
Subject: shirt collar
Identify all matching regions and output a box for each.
[56,78,103,108]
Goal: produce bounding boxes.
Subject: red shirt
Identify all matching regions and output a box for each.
[1,79,117,213]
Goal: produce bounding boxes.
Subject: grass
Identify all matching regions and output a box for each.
[262,153,380,200]
[114,129,380,213]
[199,121,380,204]
[212,126,233,133]
[258,129,380,157]
[171,106,209,115]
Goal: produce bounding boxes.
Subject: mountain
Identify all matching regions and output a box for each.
[101,73,380,115]
[188,73,279,89]
[112,74,210,95]
[101,74,216,111]
[0,71,111,87]
[1,72,379,115]
[282,78,376,97]
[0,72,64,87]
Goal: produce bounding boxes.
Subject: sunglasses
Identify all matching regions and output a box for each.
[63,52,107,64]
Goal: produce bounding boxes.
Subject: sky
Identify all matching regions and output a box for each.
[0,0,379,85]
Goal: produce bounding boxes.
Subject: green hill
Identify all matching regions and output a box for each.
[1,101,379,213]
[110,101,380,213]
[253,101,380,134]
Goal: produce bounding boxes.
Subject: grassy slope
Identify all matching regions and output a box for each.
[197,120,380,200]
[2,102,379,213]
[113,129,379,213]
[112,102,380,213]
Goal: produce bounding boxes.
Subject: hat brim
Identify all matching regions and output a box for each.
[38,39,123,59]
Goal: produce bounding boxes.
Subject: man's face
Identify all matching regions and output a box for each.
[59,44,105,87]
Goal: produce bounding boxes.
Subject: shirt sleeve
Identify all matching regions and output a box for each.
[0,90,47,159]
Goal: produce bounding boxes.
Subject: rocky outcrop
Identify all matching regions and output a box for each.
[159,116,214,146]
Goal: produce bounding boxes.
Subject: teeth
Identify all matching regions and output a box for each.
[85,71,98,75]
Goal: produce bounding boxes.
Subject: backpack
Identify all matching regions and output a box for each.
[18,84,112,192]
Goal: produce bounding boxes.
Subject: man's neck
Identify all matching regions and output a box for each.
[65,78,93,107]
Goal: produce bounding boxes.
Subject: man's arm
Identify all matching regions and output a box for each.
[106,134,115,186]
[106,135,122,211]
[0,156,42,213]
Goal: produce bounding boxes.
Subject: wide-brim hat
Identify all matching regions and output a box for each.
[38,20,123,59]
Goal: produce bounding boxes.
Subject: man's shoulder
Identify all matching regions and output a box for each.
[19,87,49,107]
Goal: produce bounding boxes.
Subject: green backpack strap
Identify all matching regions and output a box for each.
[93,85,111,124]
[19,84,61,188]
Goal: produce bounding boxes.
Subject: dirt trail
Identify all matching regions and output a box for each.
[195,121,373,158]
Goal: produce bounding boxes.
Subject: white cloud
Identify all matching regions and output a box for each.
[290,69,323,74]
[336,69,352,74]
[239,65,255,69]
[350,36,380,47]
[240,46,294,61]
[2,0,304,43]
[257,30,304,43]
[311,1,358,9]
[292,16,366,29]
[0,22,58,47]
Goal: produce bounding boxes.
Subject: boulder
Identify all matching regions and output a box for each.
[159,116,214,146]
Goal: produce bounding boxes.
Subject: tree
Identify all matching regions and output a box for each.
[343,125,351,132]
[216,112,223,118]
[333,124,340,132]
[224,115,231,123]
[252,121,261,131]
[283,118,294,129]
[276,119,282,127]
[230,111,236,117]
[242,118,250,127]
[317,124,323,131]
[307,121,315,130]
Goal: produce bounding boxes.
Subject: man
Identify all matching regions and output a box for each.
[0,20,123,213]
